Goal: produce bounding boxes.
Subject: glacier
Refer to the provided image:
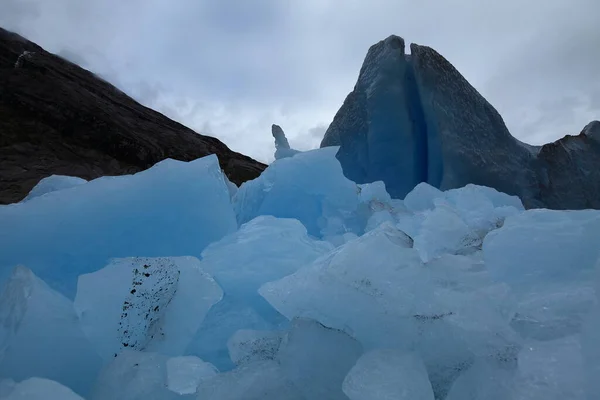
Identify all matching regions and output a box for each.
[0,144,598,398]
[321,35,600,210]
[0,155,236,298]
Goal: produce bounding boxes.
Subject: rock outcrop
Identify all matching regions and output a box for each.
[0,27,266,204]
[321,35,599,209]
[536,121,600,209]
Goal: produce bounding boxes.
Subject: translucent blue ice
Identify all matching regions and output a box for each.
[0,155,236,298]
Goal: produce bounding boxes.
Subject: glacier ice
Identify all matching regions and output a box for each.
[90,350,183,400]
[444,360,515,400]
[74,257,222,360]
[233,147,361,238]
[194,360,304,400]
[227,329,283,366]
[342,350,434,400]
[403,182,444,212]
[186,216,332,369]
[276,318,363,399]
[166,356,218,395]
[0,149,598,398]
[22,175,87,202]
[272,124,301,160]
[484,209,600,340]
[0,377,84,400]
[0,266,101,396]
[0,155,236,298]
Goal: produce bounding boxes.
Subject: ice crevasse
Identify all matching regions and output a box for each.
[0,147,599,399]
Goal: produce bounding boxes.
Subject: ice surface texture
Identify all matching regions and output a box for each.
[1,143,599,399]
[320,35,600,209]
[187,216,332,369]
[233,146,361,238]
[0,266,101,396]
[21,175,87,202]
[0,155,236,298]
[75,257,222,360]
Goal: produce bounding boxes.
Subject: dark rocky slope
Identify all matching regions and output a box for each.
[0,27,266,204]
[321,35,600,209]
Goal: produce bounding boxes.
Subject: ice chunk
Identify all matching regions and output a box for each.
[484,209,600,287]
[0,379,15,397]
[74,257,222,360]
[233,147,360,237]
[194,360,304,400]
[200,216,333,296]
[227,329,283,366]
[438,185,523,236]
[509,282,595,341]
[277,318,363,399]
[445,360,515,400]
[444,184,523,210]
[0,377,84,400]
[166,356,218,395]
[260,223,424,349]
[484,209,600,339]
[224,176,238,198]
[0,156,236,298]
[90,350,178,400]
[513,336,585,399]
[186,297,281,371]
[582,276,600,398]
[272,124,301,160]
[358,181,392,204]
[413,204,481,262]
[403,182,443,212]
[365,210,397,232]
[342,350,434,400]
[0,266,101,396]
[188,216,332,368]
[22,175,87,201]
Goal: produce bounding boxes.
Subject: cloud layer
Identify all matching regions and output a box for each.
[2,0,599,162]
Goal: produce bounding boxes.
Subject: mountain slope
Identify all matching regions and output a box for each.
[0,27,266,204]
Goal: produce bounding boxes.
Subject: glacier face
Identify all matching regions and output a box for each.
[321,35,600,209]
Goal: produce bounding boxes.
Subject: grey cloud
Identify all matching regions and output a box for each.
[1,0,599,160]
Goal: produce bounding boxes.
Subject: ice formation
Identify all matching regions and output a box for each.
[22,175,87,202]
[272,124,300,160]
[0,377,84,400]
[0,149,598,399]
[74,257,222,360]
[320,35,600,210]
[0,155,236,298]
[0,266,101,396]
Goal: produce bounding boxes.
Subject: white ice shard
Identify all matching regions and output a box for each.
[22,175,87,202]
[484,209,600,340]
[342,350,434,400]
[74,257,222,360]
[0,266,101,397]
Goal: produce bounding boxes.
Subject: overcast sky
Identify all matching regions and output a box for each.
[1,0,599,162]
